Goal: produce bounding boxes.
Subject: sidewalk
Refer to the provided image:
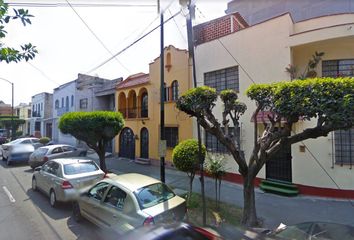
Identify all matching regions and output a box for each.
[89,153,354,229]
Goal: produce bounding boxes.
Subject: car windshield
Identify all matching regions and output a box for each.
[134,183,175,209]
[63,161,99,175]
[36,148,48,155]
[8,139,23,144]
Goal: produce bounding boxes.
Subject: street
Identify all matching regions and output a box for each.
[0,159,117,240]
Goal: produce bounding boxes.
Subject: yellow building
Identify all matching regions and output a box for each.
[115,45,193,166]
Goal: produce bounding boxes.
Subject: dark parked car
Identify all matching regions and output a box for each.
[123,222,223,240]
[29,144,87,169]
[263,222,354,240]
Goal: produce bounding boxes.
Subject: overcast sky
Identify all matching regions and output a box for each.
[1,0,229,105]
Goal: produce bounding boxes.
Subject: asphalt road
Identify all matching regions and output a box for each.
[0,156,118,240]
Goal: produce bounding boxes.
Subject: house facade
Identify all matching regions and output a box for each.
[115,45,193,165]
[15,103,31,136]
[52,74,121,150]
[30,92,53,138]
[193,10,354,198]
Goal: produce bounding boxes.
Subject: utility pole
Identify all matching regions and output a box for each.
[181,0,207,226]
[158,0,166,183]
[0,78,15,139]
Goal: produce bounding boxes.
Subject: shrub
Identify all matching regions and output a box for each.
[39,137,51,145]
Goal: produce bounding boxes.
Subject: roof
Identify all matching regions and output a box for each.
[107,173,160,192]
[51,158,93,165]
[116,73,149,90]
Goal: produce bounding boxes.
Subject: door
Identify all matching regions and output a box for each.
[119,128,135,159]
[140,128,149,159]
[266,142,292,182]
[80,182,110,228]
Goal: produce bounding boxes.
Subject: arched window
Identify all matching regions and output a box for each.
[61,97,64,108]
[66,96,69,110]
[55,100,59,109]
[141,92,148,118]
[171,80,179,101]
[71,95,74,107]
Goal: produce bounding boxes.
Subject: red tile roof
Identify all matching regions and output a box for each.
[116,73,149,90]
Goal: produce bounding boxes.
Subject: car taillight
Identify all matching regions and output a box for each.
[61,180,73,189]
[143,216,154,226]
[43,156,48,162]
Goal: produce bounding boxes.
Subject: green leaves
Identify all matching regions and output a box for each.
[176,86,217,117]
[172,139,206,173]
[246,77,354,125]
[0,1,37,63]
[58,111,125,146]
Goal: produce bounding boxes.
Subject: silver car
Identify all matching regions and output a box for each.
[29,144,87,169]
[32,158,105,207]
[72,173,186,235]
[1,137,41,165]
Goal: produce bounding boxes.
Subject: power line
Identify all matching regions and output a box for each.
[7,2,157,8]
[168,8,187,43]
[86,10,181,74]
[64,0,131,74]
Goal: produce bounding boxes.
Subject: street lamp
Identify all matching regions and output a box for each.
[0,77,15,139]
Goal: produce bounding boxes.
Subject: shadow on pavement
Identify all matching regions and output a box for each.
[26,188,72,220]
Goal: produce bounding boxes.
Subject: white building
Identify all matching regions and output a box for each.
[30,92,53,138]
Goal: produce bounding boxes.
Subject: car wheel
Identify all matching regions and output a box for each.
[49,190,57,208]
[72,202,82,222]
[32,177,37,191]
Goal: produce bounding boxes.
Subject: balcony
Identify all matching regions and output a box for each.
[119,107,148,119]
[32,111,41,118]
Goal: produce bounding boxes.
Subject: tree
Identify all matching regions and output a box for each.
[58,111,124,172]
[172,139,206,204]
[0,0,37,63]
[176,77,354,227]
[204,153,226,210]
[0,116,25,137]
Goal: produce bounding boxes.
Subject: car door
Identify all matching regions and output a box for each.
[62,145,76,157]
[100,186,140,234]
[37,161,54,194]
[79,182,110,228]
[47,162,61,193]
[48,147,64,160]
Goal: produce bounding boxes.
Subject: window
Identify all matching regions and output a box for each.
[323,60,354,166]
[62,146,75,152]
[164,83,171,102]
[204,66,239,92]
[55,100,59,109]
[80,98,88,109]
[66,96,69,110]
[51,147,63,154]
[205,127,241,154]
[165,127,178,148]
[171,80,179,101]
[88,182,110,201]
[322,59,354,77]
[104,186,127,210]
[61,97,64,107]
[141,92,148,118]
[63,161,99,175]
[71,95,74,107]
[334,128,354,165]
[134,183,175,209]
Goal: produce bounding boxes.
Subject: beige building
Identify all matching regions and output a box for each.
[193,12,354,198]
[15,103,31,136]
[115,45,193,165]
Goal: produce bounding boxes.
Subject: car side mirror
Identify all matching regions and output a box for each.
[34,166,42,171]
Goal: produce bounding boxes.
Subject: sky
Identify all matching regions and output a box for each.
[1,0,230,106]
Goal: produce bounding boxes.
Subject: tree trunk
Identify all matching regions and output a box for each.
[218,177,221,211]
[215,178,218,209]
[98,148,106,172]
[188,174,194,204]
[241,175,258,227]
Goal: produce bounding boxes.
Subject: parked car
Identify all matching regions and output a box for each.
[32,158,105,207]
[1,138,42,162]
[28,144,87,169]
[123,222,223,240]
[262,221,354,240]
[0,129,7,144]
[72,173,186,235]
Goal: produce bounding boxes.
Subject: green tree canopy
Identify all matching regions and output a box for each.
[173,139,206,204]
[177,77,354,226]
[0,0,37,63]
[59,111,124,171]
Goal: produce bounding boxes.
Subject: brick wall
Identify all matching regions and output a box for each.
[194,13,248,45]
